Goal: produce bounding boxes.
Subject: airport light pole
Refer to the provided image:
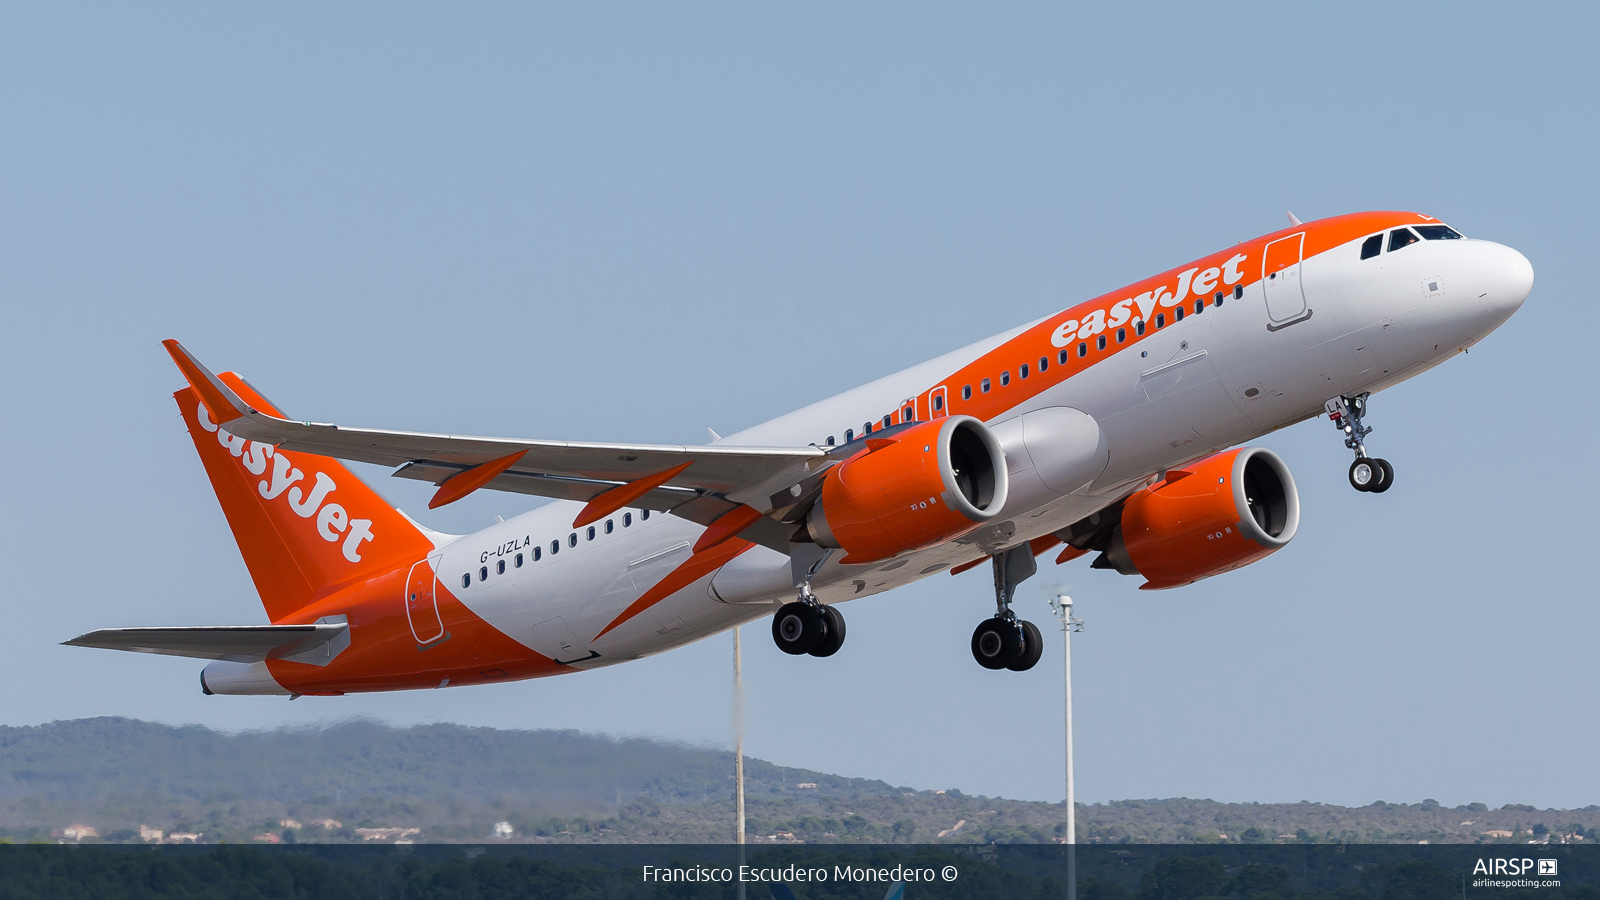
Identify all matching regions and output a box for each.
[734,625,747,900]
[1049,594,1084,900]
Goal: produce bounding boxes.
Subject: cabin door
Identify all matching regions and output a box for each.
[1262,232,1309,326]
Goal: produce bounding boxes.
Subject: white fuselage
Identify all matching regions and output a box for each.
[431,229,1531,671]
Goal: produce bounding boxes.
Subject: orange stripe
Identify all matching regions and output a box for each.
[595,538,754,640]
[572,461,692,528]
[1028,535,1063,557]
[691,505,763,554]
[924,211,1430,429]
[428,451,529,509]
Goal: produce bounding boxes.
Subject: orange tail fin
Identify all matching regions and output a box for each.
[175,374,436,622]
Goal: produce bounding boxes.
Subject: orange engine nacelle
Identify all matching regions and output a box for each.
[806,415,1008,564]
[1097,447,1299,589]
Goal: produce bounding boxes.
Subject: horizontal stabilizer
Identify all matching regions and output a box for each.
[63,624,348,664]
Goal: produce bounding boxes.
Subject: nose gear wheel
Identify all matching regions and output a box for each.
[1327,393,1394,494]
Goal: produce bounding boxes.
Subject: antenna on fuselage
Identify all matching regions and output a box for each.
[1286,210,1303,226]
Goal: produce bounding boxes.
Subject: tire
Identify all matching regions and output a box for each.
[971,617,1023,670]
[1007,620,1044,672]
[809,605,846,658]
[1348,457,1377,492]
[772,602,826,655]
[1369,458,1394,493]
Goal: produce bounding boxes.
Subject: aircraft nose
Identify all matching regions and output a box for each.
[1475,241,1534,320]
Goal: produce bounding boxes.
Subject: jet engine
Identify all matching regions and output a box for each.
[805,415,1008,564]
[1092,447,1299,589]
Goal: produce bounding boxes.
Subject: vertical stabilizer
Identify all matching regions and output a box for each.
[175,375,435,622]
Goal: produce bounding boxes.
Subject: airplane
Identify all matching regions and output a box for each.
[65,210,1532,695]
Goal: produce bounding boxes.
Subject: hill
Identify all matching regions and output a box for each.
[0,718,1594,845]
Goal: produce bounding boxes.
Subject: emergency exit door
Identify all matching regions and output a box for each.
[404,555,445,645]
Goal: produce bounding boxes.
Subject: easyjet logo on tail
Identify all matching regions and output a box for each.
[195,402,375,563]
[1050,252,1249,347]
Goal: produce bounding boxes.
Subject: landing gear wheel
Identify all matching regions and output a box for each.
[971,617,1023,670]
[1369,458,1394,493]
[1007,620,1044,672]
[1349,457,1378,492]
[808,605,846,658]
[772,602,826,655]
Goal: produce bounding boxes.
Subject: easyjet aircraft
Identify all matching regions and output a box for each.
[67,211,1532,695]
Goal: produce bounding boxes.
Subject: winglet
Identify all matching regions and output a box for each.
[429,451,529,509]
[162,339,254,428]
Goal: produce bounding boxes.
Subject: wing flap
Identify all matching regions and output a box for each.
[63,624,347,664]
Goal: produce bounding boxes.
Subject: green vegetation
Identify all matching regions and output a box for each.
[2,719,1596,845]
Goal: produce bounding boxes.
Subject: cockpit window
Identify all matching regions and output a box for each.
[1360,234,1383,260]
[1388,228,1420,252]
[1415,224,1463,241]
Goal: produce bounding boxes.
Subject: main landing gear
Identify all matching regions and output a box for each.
[772,583,846,658]
[971,546,1044,672]
[1326,393,1393,494]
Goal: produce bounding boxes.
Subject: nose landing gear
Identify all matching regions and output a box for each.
[970,546,1044,671]
[1326,393,1393,493]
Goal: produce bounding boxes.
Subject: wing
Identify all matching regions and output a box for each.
[62,624,347,664]
[163,340,830,546]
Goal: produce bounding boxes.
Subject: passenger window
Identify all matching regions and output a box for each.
[515,552,523,567]
[605,519,614,534]
[461,573,470,589]
[1233,285,1243,300]
[825,435,835,445]
[568,533,577,547]
[1360,234,1383,259]
[1058,349,1069,365]
[623,512,632,527]
[845,428,854,442]
[1415,224,1463,241]
[1096,335,1107,350]
[1020,363,1029,379]
[883,415,892,428]
[533,546,542,561]
[1135,319,1146,336]
[961,386,971,401]
[1077,342,1087,358]
[1214,291,1224,308]
[933,394,945,411]
[903,406,914,421]
[1175,306,1185,321]
[981,379,991,393]
[479,566,489,581]
[642,510,650,520]
[550,540,559,555]
[1155,313,1165,328]
[1038,356,1048,372]
[1388,228,1420,252]
[1000,371,1010,387]
[1116,327,1126,343]
[586,526,595,540]
[497,560,506,575]
[862,422,872,434]
[1194,299,1203,315]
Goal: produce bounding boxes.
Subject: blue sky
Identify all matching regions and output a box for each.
[2,3,1594,808]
